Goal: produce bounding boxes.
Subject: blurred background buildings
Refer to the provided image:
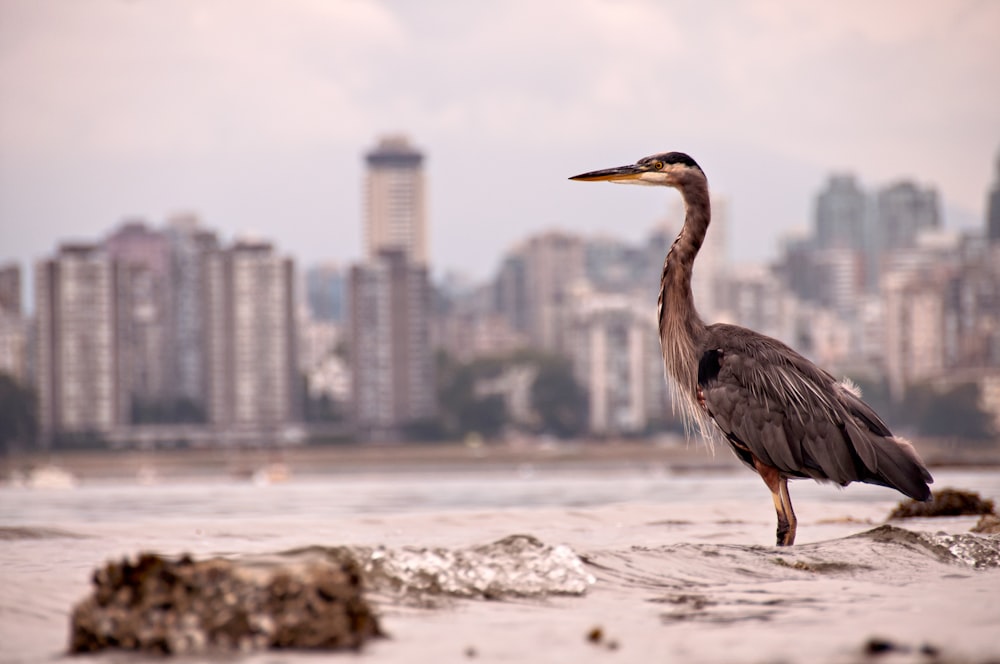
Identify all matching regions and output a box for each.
[1,138,999,449]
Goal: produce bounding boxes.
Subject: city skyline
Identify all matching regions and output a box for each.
[2,1,998,285]
[6,157,1000,443]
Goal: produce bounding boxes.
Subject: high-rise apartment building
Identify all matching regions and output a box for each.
[364,135,427,265]
[812,248,864,316]
[816,175,869,251]
[584,236,636,294]
[721,263,798,347]
[305,263,347,323]
[518,231,586,351]
[774,232,820,305]
[494,253,529,335]
[0,263,27,384]
[204,239,298,433]
[105,221,172,414]
[987,150,1000,244]
[0,263,22,316]
[350,250,435,434]
[943,255,1000,370]
[568,291,659,435]
[814,174,874,293]
[876,181,940,252]
[35,244,122,442]
[883,269,947,400]
[165,214,219,410]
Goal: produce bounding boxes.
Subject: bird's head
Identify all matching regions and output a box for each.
[569,151,704,188]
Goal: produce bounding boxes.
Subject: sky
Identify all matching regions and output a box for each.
[1,0,998,288]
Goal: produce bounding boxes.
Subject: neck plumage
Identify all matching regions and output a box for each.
[657,176,710,429]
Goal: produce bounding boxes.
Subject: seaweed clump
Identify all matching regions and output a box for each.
[972,514,1000,535]
[889,488,996,520]
[69,551,381,655]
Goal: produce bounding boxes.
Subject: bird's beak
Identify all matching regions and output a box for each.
[569,164,646,182]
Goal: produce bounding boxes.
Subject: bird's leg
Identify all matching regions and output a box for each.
[770,489,792,546]
[777,477,797,546]
[754,459,795,546]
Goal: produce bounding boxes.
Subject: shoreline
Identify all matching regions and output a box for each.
[3,436,999,483]
[1,439,739,482]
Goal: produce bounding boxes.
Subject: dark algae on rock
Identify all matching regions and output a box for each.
[972,514,1000,534]
[889,488,995,519]
[69,551,382,655]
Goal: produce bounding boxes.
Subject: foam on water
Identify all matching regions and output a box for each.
[922,531,1000,568]
[280,534,595,605]
[849,524,1000,568]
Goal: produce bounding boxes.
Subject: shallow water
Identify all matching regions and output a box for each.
[2,465,999,663]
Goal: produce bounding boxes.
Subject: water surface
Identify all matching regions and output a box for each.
[2,465,999,663]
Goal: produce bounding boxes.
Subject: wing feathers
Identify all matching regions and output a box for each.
[699,324,932,499]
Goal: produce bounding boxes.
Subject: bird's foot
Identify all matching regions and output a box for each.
[775,519,795,547]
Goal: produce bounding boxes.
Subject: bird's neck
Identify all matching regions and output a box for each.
[669,180,711,275]
[658,179,710,395]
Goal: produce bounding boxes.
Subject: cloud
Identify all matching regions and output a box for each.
[0,0,404,156]
[0,0,998,279]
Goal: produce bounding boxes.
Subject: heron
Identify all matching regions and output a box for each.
[570,151,933,546]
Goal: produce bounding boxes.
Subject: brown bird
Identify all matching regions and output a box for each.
[570,152,932,546]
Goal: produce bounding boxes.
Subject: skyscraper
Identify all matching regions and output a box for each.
[494,253,529,336]
[568,291,656,435]
[105,220,172,415]
[350,249,435,434]
[0,263,22,316]
[305,263,347,323]
[987,149,1000,244]
[813,174,875,294]
[364,135,427,265]
[36,244,122,443]
[815,175,869,251]
[204,239,298,434]
[882,270,946,400]
[876,181,940,252]
[164,214,219,411]
[0,263,27,384]
[518,231,586,351]
[351,135,436,438]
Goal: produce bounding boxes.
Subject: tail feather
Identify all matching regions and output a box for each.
[864,435,933,501]
[839,387,932,501]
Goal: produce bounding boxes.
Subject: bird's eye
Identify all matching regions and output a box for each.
[653,161,664,170]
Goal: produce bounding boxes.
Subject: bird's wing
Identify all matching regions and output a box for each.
[697,324,924,492]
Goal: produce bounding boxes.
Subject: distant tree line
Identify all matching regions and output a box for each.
[1,368,996,451]
[130,397,206,425]
[0,372,36,454]
[403,350,590,442]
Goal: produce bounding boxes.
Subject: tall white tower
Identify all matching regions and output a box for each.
[364,135,427,266]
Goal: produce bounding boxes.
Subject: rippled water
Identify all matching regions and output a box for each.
[2,465,999,663]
